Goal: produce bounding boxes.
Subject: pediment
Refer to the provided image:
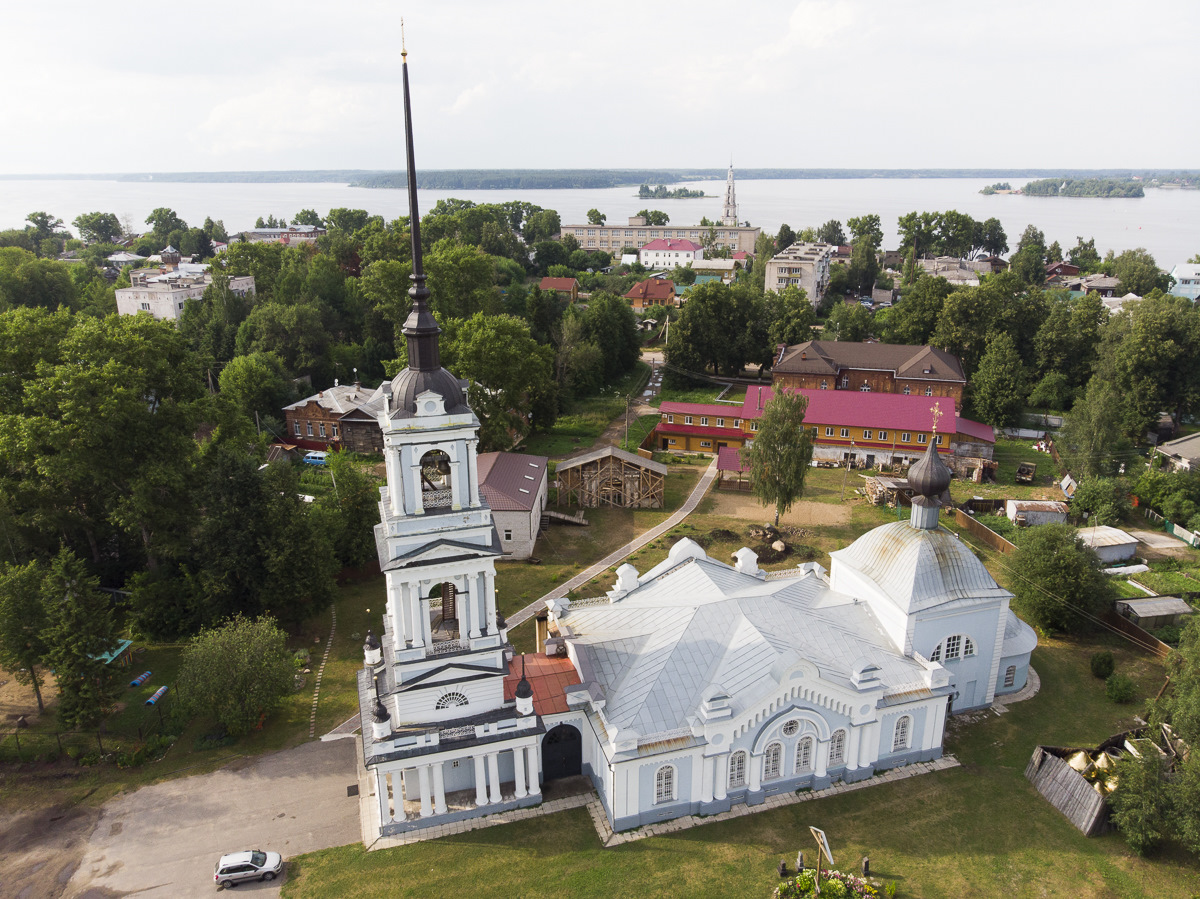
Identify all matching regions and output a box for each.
[383,536,500,571]
[398,662,501,691]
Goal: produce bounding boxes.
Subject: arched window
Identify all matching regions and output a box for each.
[655,765,675,804]
[903,385,911,395]
[763,742,783,780]
[892,716,911,752]
[1004,665,1017,688]
[435,691,468,709]
[931,635,974,663]
[829,730,847,766]
[796,737,813,772]
[728,751,747,788]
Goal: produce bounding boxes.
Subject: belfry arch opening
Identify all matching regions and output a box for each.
[420,449,453,509]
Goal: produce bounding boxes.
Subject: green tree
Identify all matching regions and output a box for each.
[71,212,122,245]
[0,560,49,711]
[235,301,331,379]
[1010,224,1047,286]
[1057,378,1135,478]
[1069,236,1102,273]
[827,300,873,343]
[441,313,556,450]
[522,209,561,245]
[740,390,815,526]
[25,212,65,243]
[314,452,380,569]
[975,217,1008,257]
[1046,240,1063,263]
[970,332,1027,427]
[1107,247,1170,296]
[578,293,640,384]
[177,615,295,737]
[776,223,797,251]
[1009,523,1114,633]
[665,281,766,377]
[766,286,816,347]
[882,274,951,345]
[816,220,845,246]
[292,209,325,227]
[586,209,606,225]
[41,549,120,729]
[846,214,883,249]
[327,208,373,233]
[636,209,669,226]
[144,208,187,243]
[1109,750,1171,855]
[218,351,294,426]
[935,210,977,258]
[847,240,879,295]
[897,211,938,258]
[1070,476,1130,527]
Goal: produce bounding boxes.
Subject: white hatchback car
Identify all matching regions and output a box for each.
[214,849,283,887]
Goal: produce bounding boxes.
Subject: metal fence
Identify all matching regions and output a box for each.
[0,692,175,764]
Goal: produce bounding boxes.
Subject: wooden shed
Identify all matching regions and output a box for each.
[1025,745,1113,836]
[555,445,667,509]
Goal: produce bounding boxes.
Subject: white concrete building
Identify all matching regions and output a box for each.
[477,452,548,560]
[1170,263,1200,302]
[762,242,837,306]
[639,238,703,270]
[115,247,254,321]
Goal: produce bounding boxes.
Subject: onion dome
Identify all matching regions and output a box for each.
[372,698,391,724]
[495,612,507,631]
[363,629,381,652]
[909,437,951,500]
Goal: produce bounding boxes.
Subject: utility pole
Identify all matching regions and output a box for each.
[840,440,856,501]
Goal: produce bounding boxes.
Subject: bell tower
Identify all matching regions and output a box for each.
[372,47,506,684]
[722,162,738,227]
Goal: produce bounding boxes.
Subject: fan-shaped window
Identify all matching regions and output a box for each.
[728,750,747,788]
[655,765,675,804]
[435,691,468,709]
[764,742,783,780]
[892,716,911,752]
[932,634,974,663]
[782,719,800,736]
[829,730,847,766]
[796,737,813,772]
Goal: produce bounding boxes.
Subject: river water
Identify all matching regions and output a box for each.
[1,177,1196,266]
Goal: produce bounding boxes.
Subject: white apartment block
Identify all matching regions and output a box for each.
[763,242,837,306]
[561,216,760,255]
[116,264,255,322]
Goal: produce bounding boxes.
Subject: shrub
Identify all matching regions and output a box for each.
[1106,672,1137,703]
[1090,651,1115,679]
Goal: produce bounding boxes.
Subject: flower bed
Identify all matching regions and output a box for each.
[774,869,879,898]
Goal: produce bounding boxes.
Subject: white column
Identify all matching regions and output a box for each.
[845,726,861,771]
[450,445,464,511]
[931,702,948,749]
[714,753,729,800]
[408,585,424,648]
[859,722,877,768]
[431,762,447,815]
[421,587,434,648]
[815,741,828,778]
[418,765,433,817]
[748,753,762,792]
[526,745,540,796]
[386,448,403,516]
[410,462,425,515]
[513,746,528,798]
[487,752,503,804]
[398,581,413,646]
[484,570,497,632]
[474,755,489,806]
[377,769,394,823]
[459,577,476,639]
[468,439,481,506]
[700,754,715,803]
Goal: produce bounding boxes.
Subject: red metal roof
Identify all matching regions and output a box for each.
[955,416,996,444]
[625,279,676,302]
[658,422,747,440]
[740,386,959,433]
[503,653,581,716]
[539,277,578,291]
[477,452,548,512]
[660,402,743,418]
[717,446,750,472]
[640,238,702,252]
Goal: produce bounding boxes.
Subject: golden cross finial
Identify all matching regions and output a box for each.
[401,17,407,58]
[930,401,943,437]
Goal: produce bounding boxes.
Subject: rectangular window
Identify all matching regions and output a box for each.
[504,529,512,541]
[684,416,693,425]
[700,440,711,448]
[901,432,910,442]
[925,387,934,396]
[306,422,313,437]
[878,431,887,441]
[840,428,849,438]
[668,439,676,445]
[863,430,872,440]
[936,435,944,445]
[716,418,724,428]
[750,422,758,432]
[701,417,709,426]
[140,302,150,311]
[332,424,339,438]
[666,415,674,424]
[825,427,834,437]
[918,433,928,444]
[293,421,301,436]
[318,423,326,438]
[841,376,849,388]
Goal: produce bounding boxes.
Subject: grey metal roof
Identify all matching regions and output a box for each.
[1002,609,1039,656]
[1117,597,1194,617]
[829,521,1011,614]
[1158,432,1200,463]
[1076,526,1137,548]
[555,444,668,475]
[562,551,929,741]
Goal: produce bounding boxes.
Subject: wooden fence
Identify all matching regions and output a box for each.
[1100,609,1173,659]
[952,507,1017,555]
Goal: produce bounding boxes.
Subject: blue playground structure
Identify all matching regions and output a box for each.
[145,686,168,706]
[130,670,152,687]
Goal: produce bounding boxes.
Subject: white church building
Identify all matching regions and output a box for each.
[356,54,1036,839]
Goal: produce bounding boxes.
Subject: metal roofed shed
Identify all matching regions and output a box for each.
[1116,596,1194,630]
[1076,526,1138,563]
[1006,500,1068,527]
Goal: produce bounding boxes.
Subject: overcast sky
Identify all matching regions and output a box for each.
[2,1,1194,174]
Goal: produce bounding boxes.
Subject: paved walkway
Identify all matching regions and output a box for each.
[508,456,720,628]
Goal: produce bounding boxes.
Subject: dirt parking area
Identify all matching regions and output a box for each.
[704,491,851,527]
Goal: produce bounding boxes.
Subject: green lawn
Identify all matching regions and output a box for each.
[280,632,1192,899]
[522,365,652,458]
[1130,568,1200,596]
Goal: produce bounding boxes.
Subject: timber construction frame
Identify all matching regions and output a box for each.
[555,445,667,509]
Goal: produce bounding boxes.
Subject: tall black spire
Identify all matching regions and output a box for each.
[400,46,441,374]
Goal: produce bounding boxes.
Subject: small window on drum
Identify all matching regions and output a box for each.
[1004,665,1016,688]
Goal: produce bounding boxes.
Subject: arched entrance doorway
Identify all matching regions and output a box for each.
[542,724,582,781]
